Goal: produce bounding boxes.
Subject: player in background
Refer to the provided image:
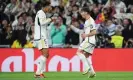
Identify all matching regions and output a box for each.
[77,7,96,78]
[33,1,55,78]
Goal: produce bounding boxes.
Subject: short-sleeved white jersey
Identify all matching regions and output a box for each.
[34,10,51,40]
[84,17,96,45]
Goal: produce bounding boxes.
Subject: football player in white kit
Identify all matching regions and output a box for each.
[34,1,54,78]
[77,8,97,78]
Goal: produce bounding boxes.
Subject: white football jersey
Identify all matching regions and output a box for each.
[84,17,96,45]
[34,10,51,40]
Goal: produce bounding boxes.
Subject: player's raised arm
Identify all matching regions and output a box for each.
[37,12,51,26]
[37,1,53,26]
[70,25,83,34]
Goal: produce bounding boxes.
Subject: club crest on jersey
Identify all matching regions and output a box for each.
[90,24,93,29]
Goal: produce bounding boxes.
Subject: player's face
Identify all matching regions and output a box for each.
[47,6,52,12]
[80,11,87,19]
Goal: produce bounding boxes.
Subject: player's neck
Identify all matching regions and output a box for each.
[85,15,90,20]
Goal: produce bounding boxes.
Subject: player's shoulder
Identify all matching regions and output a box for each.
[85,17,95,27]
[85,19,90,25]
[90,17,95,23]
[89,17,95,25]
[37,10,45,15]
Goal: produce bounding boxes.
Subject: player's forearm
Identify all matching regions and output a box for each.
[86,30,97,37]
[40,18,51,26]
[70,25,83,34]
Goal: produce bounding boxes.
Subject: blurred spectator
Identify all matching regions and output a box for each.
[0,0,9,23]
[50,0,60,7]
[11,0,26,19]
[0,20,12,45]
[22,0,33,12]
[104,36,115,48]
[114,0,127,14]
[52,6,60,17]
[4,0,17,15]
[122,18,133,42]
[50,17,67,48]
[95,9,105,24]
[126,6,133,22]
[105,19,116,36]
[91,7,100,20]
[11,30,33,48]
[12,15,25,30]
[66,0,76,7]
[0,0,10,4]
[95,7,114,24]
[72,5,79,21]
[4,0,18,22]
[113,7,127,20]
[124,38,133,48]
[111,30,124,48]
[0,0,6,12]
[25,17,34,32]
[27,3,36,17]
[95,34,104,48]
[21,12,28,24]
[115,24,124,32]
[34,0,42,12]
[123,0,133,7]
[104,0,127,14]
[65,21,80,48]
[25,16,34,41]
[63,6,72,26]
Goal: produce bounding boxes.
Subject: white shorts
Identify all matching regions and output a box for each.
[33,39,49,50]
[79,41,95,54]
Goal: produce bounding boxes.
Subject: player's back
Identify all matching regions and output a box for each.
[34,10,47,40]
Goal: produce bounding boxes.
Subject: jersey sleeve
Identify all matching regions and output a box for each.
[37,11,51,26]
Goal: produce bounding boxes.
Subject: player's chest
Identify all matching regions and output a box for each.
[83,24,93,31]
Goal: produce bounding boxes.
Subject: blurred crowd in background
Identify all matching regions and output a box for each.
[0,0,133,48]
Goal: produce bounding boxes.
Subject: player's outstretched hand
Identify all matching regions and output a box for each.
[51,17,57,21]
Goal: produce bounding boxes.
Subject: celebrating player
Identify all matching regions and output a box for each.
[77,7,97,78]
[33,1,54,78]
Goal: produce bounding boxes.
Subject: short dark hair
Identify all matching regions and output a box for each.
[81,7,91,14]
[42,1,51,7]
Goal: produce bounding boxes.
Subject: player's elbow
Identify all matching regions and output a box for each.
[91,29,97,35]
[94,30,97,35]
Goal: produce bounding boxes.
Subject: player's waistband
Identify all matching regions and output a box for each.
[34,38,47,41]
[88,42,96,46]
[82,39,96,46]
[34,39,41,41]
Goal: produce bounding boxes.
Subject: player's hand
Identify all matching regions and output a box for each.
[51,17,57,21]
[81,33,87,39]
